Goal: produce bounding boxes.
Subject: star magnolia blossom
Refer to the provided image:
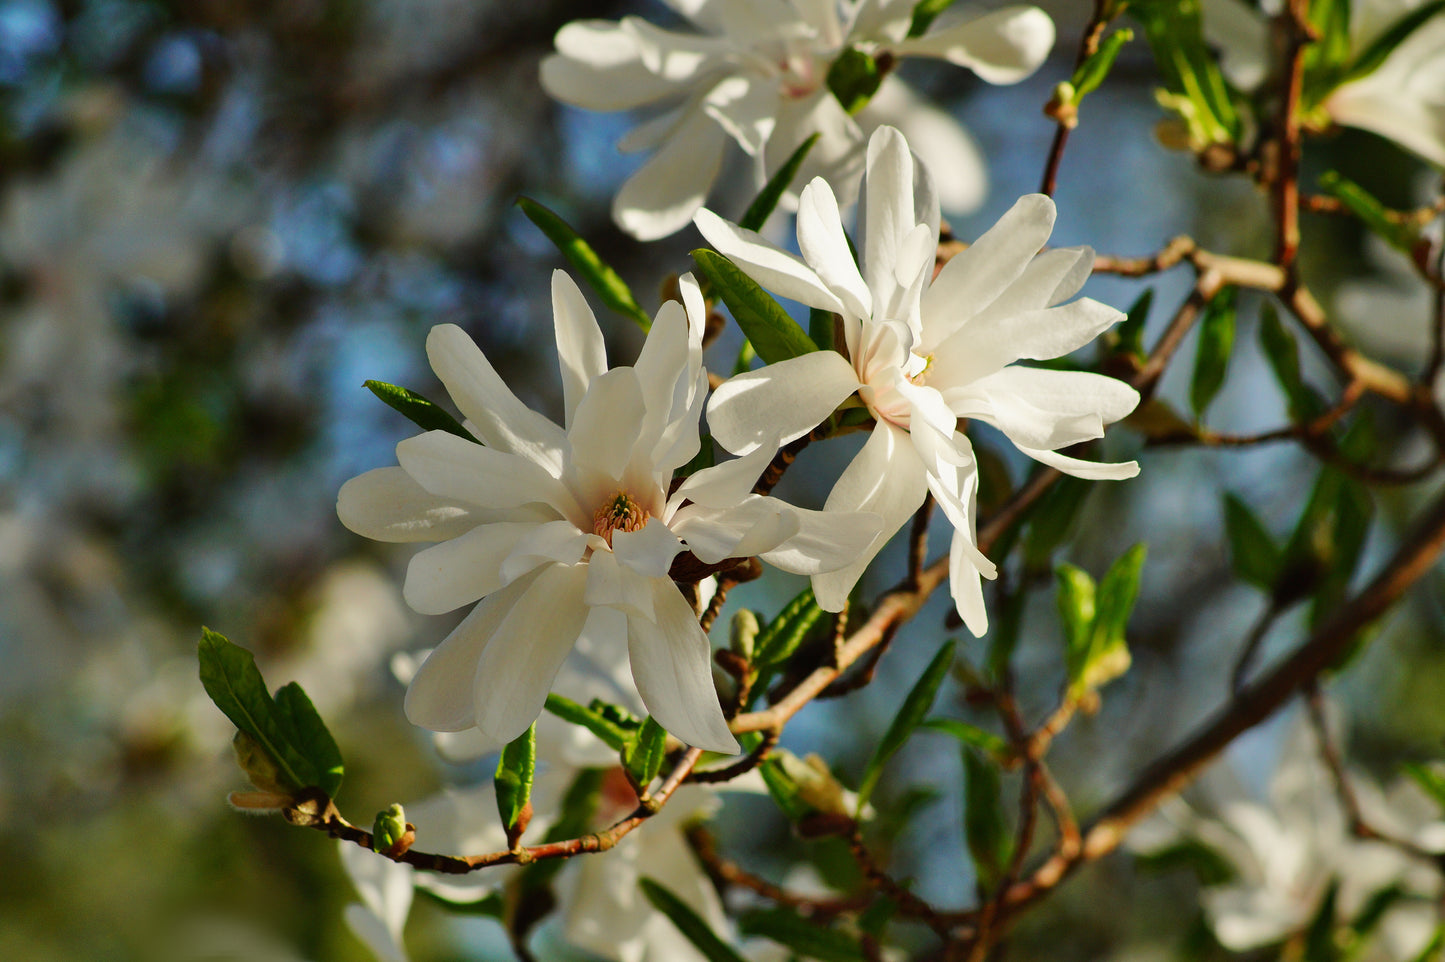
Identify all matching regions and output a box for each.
[337,270,881,754]
[540,0,1056,239]
[696,126,1139,634]
[1204,0,1445,167]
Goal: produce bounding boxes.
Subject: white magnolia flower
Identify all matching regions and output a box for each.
[338,270,881,753]
[1204,0,1445,167]
[696,126,1138,633]
[541,0,1056,239]
[340,840,414,962]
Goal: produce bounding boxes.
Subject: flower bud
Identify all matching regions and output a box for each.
[729,609,760,662]
[372,804,407,854]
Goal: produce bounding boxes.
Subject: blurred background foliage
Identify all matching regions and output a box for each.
[1,1,1442,959]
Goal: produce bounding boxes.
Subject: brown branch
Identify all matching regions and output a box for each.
[687,728,778,784]
[994,479,1445,914]
[847,830,963,943]
[1039,0,1114,197]
[1267,2,1313,270]
[687,825,872,917]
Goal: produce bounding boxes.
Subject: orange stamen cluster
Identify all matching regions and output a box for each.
[592,491,649,546]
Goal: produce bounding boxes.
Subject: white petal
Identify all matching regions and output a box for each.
[552,271,607,430]
[797,178,873,318]
[764,88,867,209]
[930,297,1123,390]
[949,527,989,637]
[426,324,567,472]
[628,579,739,753]
[499,519,592,584]
[951,366,1140,450]
[757,504,886,580]
[473,563,593,743]
[612,516,686,578]
[702,73,779,156]
[540,23,681,111]
[921,193,1056,344]
[404,571,542,732]
[396,431,579,517]
[337,466,478,543]
[911,425,997,580]
[403,521,546,615]
[670,495,800,564]
[671,443,773,508]
[614,108,728,241]
[890,6,1056,85]
[568,368,647,486]
[705,350,861,455]
[860,79,985,214]
[585,547,657,622]
[630,299,691,480]
[693,207,845,314]
[624,15,732,82]
[1015,443,1140,480]
[811,422,930,610]
[859,125,917,304]
[343,904,408,962]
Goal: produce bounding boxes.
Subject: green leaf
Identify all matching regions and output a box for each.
[1093,544,1147,649]
[692,249,819,365]
[1055,564,1097,684]
[624,716,668,789]
[364,380,473,441]
[1343,1,1445,84]
[1308,475,1374,629]
[760,756,813,821]
[1407,926,1445,962]
[751,586,828,705]
[1114,288,1153,362]
[520,767,604,892]
[908,0,960,37]
[922,718,1010,761]
[825,48,883,115]
[1129,0,1239,146]
[1303,878,1342,962]
[1223,493,1283,592]
[1258,303,1325,422]
[641,878,750,962]
[962,748,1012,891]
[740,134,820,233]
[1133,837,1238,886]
[1190,286,1236,418]
[272,682,344,797]
[543,694,637,751]
[518,196,652,331]
[199,628,322,794]
[809,307,836,353]
[856,640,955,813]
[1318,171,1418,253]
[494,722,537,834]
[1023,474,1092,568]
[740,908,867,962]
[1070,27,1134,102]
[1402,762,1445,812]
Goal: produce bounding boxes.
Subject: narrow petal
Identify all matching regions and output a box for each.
[624,15,732,82]
[921,194,1056,344]
[911,425,997,580]
[890,6,1056,85]
[670,495,800,564]
[397,431,579,518]
[628,579,739,753]
[630,299,691,476]
[585,548,657,622]
[811,422,929,610]
[797,178,873,319]
[612,516,686,578]
[1016,443,1140,480]
[702,73,780,156]
[404,571,542,732]
[337,466,478,543]
[552,271,607,430]
[426,324,567,472]
[568,368,647,489]
[764,88,867,208]
[614,107,728,241]
[860,78,985,214]
[693,207,845,313]
[949,528,989,637]
[951,367,1139,450]
[404,521,547,615]
[705,350,861,455]
[499,519,592,584]
[757,504,885,578]
[930,297,1123,390]
[671,443,773,509]
[859,125,916,305]
[473,563,593,743]
[540,23,681,111]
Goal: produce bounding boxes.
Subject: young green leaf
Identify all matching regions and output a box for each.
[624,716,668,789]
[1055,564,1097,682]
[272,681,344,798]
[363,380,474,441]
[641,878,751,962]
[825,48,883,115]
[740,133,820,233]
[1093,544,1147,651]
[759,756,811,821]
[1318,171,1418,253]
[1258,303,1324,422]
[962,748,1012,892]
[740,908,868,962]
[692,249,819,365]
[1114,287,1153,362]
[517,196,652,331]
[199,628,321,794]
[908,0,960,37]
[856,639,955,813]
[1223,493,1283,592]
[753,586,826,667]
[372,803,407,854]
[809,306,836,352]
[494,722,537,835]
[922,718,1010,762]
[1069,27,1134,103]
[543,694,636,751]
[1129,0,1239,147]
[1190,286,1236,418]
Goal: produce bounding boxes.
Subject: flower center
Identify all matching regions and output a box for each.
[592,491,649,546]
[905,352,933,385]
[778,41,822,99]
